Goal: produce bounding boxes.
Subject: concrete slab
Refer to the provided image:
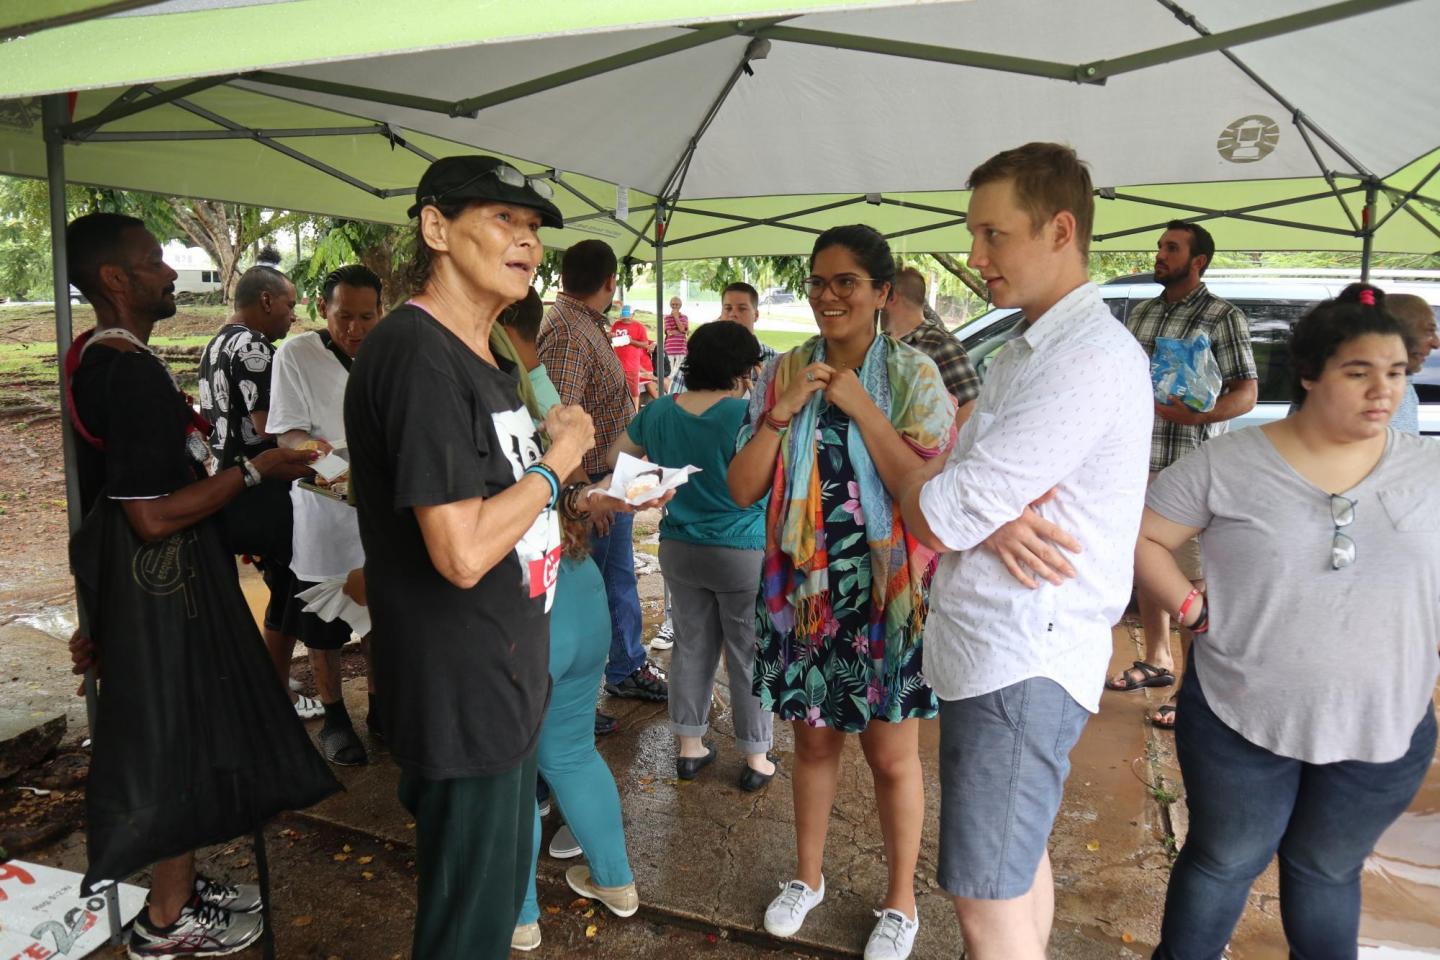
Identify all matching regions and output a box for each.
[293,626,1167,958]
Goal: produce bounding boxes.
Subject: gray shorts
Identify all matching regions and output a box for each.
[937,677,1089,900]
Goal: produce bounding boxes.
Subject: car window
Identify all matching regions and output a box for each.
[960,311,1024,381]
[1106,298,1127,322]
[1233,299,1322,403]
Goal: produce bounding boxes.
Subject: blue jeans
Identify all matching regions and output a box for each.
[1154,662,1436,960]
[589,510,645,685]
[519,559,633,924]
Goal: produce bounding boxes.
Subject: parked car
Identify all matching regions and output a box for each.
[952,271,1440,436]
[761,287,796,305]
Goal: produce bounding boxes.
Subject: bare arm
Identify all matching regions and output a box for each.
[121,447,316,541]
[607,432,646,470]
[954,399,976,430]
[414,405,593,590]
[1133,507,1206,624]
[249,409,270,437]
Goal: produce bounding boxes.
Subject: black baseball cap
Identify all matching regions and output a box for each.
[407,155,564,228]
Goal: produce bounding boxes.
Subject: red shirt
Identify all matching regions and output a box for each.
[611,320,654,374]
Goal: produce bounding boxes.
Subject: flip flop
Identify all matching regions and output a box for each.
[1106,660,1175,691]
[1150,704,1177,730]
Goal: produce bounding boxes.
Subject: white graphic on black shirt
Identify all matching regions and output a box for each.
[491,406,560,611]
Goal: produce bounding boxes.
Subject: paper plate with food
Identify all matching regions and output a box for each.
[590,451,700,507]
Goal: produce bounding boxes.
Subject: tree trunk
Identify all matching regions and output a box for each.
[928,252,988,298]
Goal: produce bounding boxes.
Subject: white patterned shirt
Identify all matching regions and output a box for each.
[918,283,1152,712]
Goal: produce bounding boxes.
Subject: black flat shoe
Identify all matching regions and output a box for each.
[675,743,717,781]
[739,754,778,792]
[319,724,368,766]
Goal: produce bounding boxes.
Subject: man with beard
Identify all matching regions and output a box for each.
[64,213,327,958]
[1109,221,1256,727]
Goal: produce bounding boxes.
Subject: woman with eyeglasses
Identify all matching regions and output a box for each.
[1137,286,1439,958]
[728,225,955,960]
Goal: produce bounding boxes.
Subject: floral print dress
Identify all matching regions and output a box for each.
[752,404,938,731]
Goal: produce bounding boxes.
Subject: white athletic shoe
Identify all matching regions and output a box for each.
[548,824,582,859]
[763,876,824,938]
[650,618,675,650]
[864,907,919,960]
[293,694,324,719]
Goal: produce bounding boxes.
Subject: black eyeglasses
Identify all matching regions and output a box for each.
[802,275,881,300]
[1330,493,1356,570]
[421,162,555,207]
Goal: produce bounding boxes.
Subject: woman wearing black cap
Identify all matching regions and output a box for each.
[344,155,594,957]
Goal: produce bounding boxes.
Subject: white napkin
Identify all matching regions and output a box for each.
[311,450,350,483]
[588,451,700,506]
[296,576,371,636]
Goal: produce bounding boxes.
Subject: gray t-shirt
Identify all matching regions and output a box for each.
[1148,426,1440,764]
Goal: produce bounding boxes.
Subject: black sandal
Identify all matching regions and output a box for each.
[1106,660,1175,692]
[319,724,368,766]
[1150,704,1177,730]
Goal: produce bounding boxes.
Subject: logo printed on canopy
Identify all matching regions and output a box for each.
[1217,115,1280,164]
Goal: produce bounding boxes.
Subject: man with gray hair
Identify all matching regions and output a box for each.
[199,266,315,718]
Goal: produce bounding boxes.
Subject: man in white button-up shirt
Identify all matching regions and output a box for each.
[900,143,1151,960]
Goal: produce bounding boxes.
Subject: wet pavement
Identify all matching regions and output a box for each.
[3,564,1437,957]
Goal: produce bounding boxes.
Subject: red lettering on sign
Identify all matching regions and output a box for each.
[0,862,37,901]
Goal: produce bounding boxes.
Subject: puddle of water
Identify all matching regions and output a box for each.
[14,606,76,638]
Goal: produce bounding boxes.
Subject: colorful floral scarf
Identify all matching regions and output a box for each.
[747,334,955,677]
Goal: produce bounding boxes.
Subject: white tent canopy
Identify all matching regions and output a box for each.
[0,0,1437,259]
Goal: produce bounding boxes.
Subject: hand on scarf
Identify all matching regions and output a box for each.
[823,368,877,420]
[773,362,834,419]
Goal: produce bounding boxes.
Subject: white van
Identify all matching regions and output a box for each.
[952,270,1440,436]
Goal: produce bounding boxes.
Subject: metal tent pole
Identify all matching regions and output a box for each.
[44,92,124,944]
[654,202,666,395]
[1360,179,1378,281]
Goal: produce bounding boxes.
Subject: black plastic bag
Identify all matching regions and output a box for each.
[71,498,339,894]
[216,476,293,561]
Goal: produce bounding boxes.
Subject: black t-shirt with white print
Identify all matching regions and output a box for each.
[72,345,208,514]
[344,305,557,779]
[198,323,278,470]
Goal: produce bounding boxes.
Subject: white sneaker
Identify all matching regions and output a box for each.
[548,824,582,859]
[864,907,919,960]
[650,618,675,650]
[511,922,541,952]
[293,694,324,719]
[763,876,824,938]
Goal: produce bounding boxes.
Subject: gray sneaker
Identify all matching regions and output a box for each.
[127,898,263,958]
[194,874,262,914]
[548,823,582,859]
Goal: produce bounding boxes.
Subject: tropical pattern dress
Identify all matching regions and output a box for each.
[752,402,939,731]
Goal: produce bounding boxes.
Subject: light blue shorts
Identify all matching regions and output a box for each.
[937,677,1089,900]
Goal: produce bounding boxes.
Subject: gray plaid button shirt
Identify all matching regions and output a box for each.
[1124,283,1256,472]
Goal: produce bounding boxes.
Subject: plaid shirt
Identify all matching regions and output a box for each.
[1125,283,1257,472]
[900,314,980,405]
[537,293,632,479]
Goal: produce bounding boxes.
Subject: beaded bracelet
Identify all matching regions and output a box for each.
[524,463,560,508]
[558,482,586,521]
[764,412,791,434]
